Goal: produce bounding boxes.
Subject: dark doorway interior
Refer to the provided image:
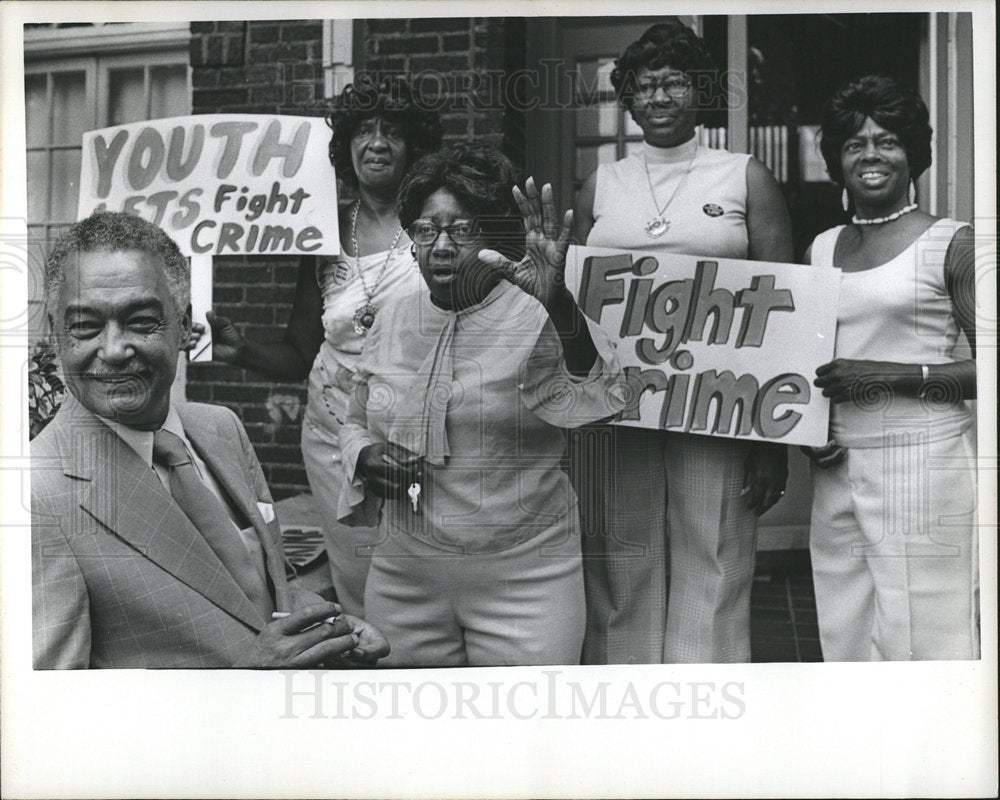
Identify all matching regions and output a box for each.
[747,13,923,256]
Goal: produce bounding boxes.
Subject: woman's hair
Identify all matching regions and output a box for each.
[611,18,718,118]
[818,75,933,185]
[397,142,524,258]
[326,74,443,188]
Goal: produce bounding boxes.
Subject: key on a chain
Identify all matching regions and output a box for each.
[407,482,421,513]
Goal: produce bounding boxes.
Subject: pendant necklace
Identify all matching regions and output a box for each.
[643,145,698,238]
[351,199,403,335]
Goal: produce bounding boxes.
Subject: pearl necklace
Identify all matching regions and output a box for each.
[851,203,918,226]
[350,199,403,335]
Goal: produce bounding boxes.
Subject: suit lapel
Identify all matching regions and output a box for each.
[179,404,289,610]
[63,397,266,630]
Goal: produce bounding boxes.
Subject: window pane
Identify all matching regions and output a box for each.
[27,224,49,278]
[26,151,50,222]
[150,64,189,118]
[26,225,49,338]
[50,150,82,222]
[27,226,47,255]
[576,57,615,99]
[47,223,75,245]
[25,74,49,146]
[575,143,617,182]
[108,68,146,125]
[595,60,615,93]
[51,71,87,146]
[624,112,643,138]
[576,101,619,138]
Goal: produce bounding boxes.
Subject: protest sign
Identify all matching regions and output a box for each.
[565,245,840,447]
[77,115,340,360]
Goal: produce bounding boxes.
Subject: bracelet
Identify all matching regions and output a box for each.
[921,364,930,384]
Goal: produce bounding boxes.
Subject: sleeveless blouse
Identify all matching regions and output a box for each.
[303,246,423,437]
[809,218,973,447]
[588,137,751,259]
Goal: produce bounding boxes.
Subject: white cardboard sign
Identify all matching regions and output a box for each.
[565,245,841,447]
[77,114,340,360]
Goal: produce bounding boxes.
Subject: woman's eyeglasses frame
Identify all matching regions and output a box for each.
[632,75,692,100]
[408,219,481,246]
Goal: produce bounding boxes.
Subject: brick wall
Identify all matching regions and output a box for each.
[359,17,526,160]
[187,17,523,499]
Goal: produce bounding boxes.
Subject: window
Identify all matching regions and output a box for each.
[24,23,190,338]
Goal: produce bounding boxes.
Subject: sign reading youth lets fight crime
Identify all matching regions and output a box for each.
[565,246,840,447]
[77,114,339,256]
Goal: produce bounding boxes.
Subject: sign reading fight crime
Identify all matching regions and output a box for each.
[77,114,339,256]
[565,246,840,447]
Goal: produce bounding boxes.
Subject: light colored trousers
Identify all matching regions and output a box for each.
[810,430,979,661]
[572,426,759,664]
[364,522,585,667]
[301,414,380,617]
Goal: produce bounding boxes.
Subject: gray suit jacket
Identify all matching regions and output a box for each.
[32,395,294,668]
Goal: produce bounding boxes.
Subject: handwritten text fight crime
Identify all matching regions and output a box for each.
[578,254,811,439]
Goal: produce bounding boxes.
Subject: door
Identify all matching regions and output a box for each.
[525,16,706,213]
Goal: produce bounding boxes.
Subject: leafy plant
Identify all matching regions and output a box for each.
[28,340,65,439]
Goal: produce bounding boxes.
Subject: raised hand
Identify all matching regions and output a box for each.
[479,176,575,310]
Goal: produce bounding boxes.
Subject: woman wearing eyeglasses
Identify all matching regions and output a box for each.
[337,142,625,667]
[204,76,442,617]
[571,19,794,664]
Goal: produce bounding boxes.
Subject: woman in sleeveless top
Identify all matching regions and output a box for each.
[805,75,978,660]
[572,20,793,664]
[204,77,442,616]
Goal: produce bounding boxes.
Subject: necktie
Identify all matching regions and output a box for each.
[152,429,272,615]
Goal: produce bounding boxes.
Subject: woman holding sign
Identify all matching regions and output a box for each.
[571,19,793,664]
[805,76,978,661]
[337,143,625,666]
[206,77,442,617]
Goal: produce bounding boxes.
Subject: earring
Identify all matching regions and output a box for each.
[410,243,417,259]
[841,188,850,212]
[908,179,916,204]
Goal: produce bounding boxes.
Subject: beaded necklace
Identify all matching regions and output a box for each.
[851,203,918,226]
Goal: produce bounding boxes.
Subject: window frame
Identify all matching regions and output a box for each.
[23,23,191,340]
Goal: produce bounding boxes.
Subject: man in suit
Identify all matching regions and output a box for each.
[32,211,388,668]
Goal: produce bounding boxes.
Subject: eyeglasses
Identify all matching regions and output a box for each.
[408,219,480,246]
[634,76,692,99]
